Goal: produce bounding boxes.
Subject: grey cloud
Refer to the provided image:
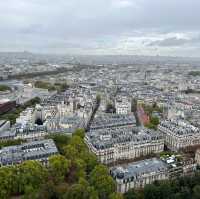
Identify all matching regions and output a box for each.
[147,37,190,47]
[0,0,200,56]
[147,35,200,47]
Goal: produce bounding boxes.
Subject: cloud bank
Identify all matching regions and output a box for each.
[0,0,200,56]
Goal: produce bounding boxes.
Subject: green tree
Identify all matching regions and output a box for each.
[124,189,140,199]
[109,192,124,199]
[0,85,11,91]
[157,181,173,199]
[83,151,98,173]
[96,94,101,105]
[64,183,89,199]
[69,135,86,153]
[193,185,200,199]
[174,187,191,199]
[37,180,61,199]
[145,123,156,130]
[66,158,87,184]
[150,116,159,126]
[64,144,79,160]
[47,134,70,154]
[17,161,48,194]
[64,178,98,199]
[188,71,200,76]
[90,165,116,199]
[49,155,71,184]
[0,139,25,149]
[144,184,159,199]
[79,178,99,199]
[34,81,56,91]
[0,167,14,199]
[73,128,85,139]
[21,185,38,199]
[74,158,87,180]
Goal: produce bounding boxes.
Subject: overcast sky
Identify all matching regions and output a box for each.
[1,0,200,56]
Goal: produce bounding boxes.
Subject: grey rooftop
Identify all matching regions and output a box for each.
[0,139,58,166]
[159,119,200,136]
[90,113,136,130]
[111,158,168,180]
[87,127,163,150]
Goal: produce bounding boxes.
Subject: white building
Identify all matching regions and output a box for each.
[158,119,200,151]
[111,158,168,193]
[16,108,35,126]
[85,127,164,164]
[115,96,131,115]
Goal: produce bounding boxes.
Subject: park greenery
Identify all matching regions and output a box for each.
[0,97,41,124]
[34,81,69,92]
[142,103,162,130]
[54,82,69,92]
[34,81,56,91]
[145,115,160,130]
[0,139,25,149]
[0,84,11,92]
[188,71,200,76]
[96,94,101,104]
[142,102,163,115]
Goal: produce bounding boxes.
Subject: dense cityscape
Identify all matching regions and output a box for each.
[1,53,200,198]
[1,0,200,198]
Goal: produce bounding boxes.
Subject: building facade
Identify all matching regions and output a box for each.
[115,96,131,115]
[158,119,200,151]
[110,156,196,193]
[85,127,164,164]
[110,158,168,193]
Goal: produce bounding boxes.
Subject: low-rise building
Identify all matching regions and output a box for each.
[0,139,58,166]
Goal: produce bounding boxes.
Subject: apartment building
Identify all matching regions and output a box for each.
[0,139,58,166]
[110,158,168,193]
[158,119,200,151]
[85,127,164,164]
